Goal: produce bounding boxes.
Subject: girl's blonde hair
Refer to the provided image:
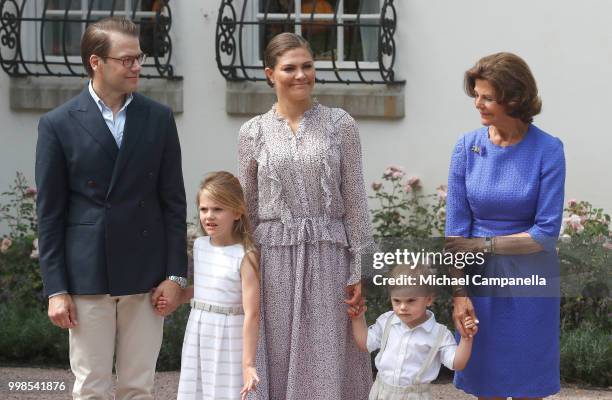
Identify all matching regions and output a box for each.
[197,171,257,255]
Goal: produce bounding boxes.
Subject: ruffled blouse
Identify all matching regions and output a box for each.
[238,102,376,283]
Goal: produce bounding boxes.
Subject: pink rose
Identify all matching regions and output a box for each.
[403,182,413,193]
[567,199,577,207]
[383,165,405,179]
[25,187,37,197]
[371,181,383,191]
[0,237,12,254]
[436,185,448,202]
[407,176,421,189]
[568,214,584,234]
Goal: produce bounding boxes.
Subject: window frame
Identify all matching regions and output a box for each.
[39,0,158,62]
[215,0,402,85]
[253,0,381,69]
[0,0,178,79]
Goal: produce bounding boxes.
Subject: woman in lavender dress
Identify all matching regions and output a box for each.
[238,33,374,400]
[445,53,565,399]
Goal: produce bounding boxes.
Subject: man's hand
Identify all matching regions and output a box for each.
[48,294,78,329]
[151,280,182,316]
[453,296,478,338]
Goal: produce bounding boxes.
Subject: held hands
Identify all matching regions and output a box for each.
[463,315,479,338]
[150,279,183,316]
[347,304,367,319]
[344,281,366,318]
[453,296,479,338]
[48,294,78,329]
[240,365,259,400]
[154,295,169,312]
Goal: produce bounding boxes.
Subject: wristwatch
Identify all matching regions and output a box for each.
[168,275,188,289]
[483,237,494,254]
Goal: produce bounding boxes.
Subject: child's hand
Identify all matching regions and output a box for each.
[463,316,479,338]
[155,295,169,312]
[347,304,367,319]
[240,366,259,400]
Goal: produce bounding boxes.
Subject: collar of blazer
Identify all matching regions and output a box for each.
[70,87,151,198]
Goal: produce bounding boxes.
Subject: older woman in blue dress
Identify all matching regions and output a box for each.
[445,52,565,399]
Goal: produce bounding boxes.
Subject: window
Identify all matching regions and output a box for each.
[216,0,401,84]
[259,0,380,62]
[0,0,177,79]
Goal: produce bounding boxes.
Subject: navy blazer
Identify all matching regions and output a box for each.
[35,87,187,296]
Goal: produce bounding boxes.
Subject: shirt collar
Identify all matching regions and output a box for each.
[271,99,319,121]
[88,80,133,113]
[391,309,436,333]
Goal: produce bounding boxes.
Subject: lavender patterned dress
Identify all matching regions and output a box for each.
[239,102,375,400]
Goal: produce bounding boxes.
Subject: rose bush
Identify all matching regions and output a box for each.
[365,167,611,385]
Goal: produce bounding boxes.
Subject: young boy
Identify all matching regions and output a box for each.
[349,264,478,400]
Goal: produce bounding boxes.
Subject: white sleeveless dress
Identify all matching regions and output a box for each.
[177,236,245,400]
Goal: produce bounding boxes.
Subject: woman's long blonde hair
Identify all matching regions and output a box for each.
[197,171,257,254]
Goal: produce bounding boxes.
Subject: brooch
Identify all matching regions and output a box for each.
[471,145,485,156]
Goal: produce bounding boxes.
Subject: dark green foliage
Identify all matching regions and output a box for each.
[0,304,69,365]
[156,304,190,371]
[560,323,612,387]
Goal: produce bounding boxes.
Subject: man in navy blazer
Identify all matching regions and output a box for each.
[35,17,187,399]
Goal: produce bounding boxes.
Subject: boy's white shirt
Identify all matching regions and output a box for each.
[367,310,457,386]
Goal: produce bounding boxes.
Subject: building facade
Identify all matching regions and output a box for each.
[1,0,610,233]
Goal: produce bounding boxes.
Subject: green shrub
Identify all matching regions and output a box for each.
[0,302,190,371]
[560,323,612,386]
[157,304,190,371]
[0,304,68,365]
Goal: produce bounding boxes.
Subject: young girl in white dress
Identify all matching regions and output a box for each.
[157,171,260,400]
[349,264,478,400]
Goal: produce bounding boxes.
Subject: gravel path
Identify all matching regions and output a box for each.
[1,367,610,399]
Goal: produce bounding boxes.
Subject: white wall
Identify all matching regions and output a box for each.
[1,0,611,234]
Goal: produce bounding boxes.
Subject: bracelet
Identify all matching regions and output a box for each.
[483,237,495,254]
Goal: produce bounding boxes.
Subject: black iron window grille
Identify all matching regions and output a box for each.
[0,0,178,79]
[216,0,402,85]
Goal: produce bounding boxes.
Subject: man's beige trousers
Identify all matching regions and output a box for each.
[69,293,163,400]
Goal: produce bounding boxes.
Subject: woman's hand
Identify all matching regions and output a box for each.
[445,237,485,253]
[240,366,259,400]
[345,282,365,317]
[453,296,479,338]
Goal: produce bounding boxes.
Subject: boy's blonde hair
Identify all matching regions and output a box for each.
[387,264,435,295]
[197,171,257,255]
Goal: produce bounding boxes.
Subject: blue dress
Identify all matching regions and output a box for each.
[445,124,565,398]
